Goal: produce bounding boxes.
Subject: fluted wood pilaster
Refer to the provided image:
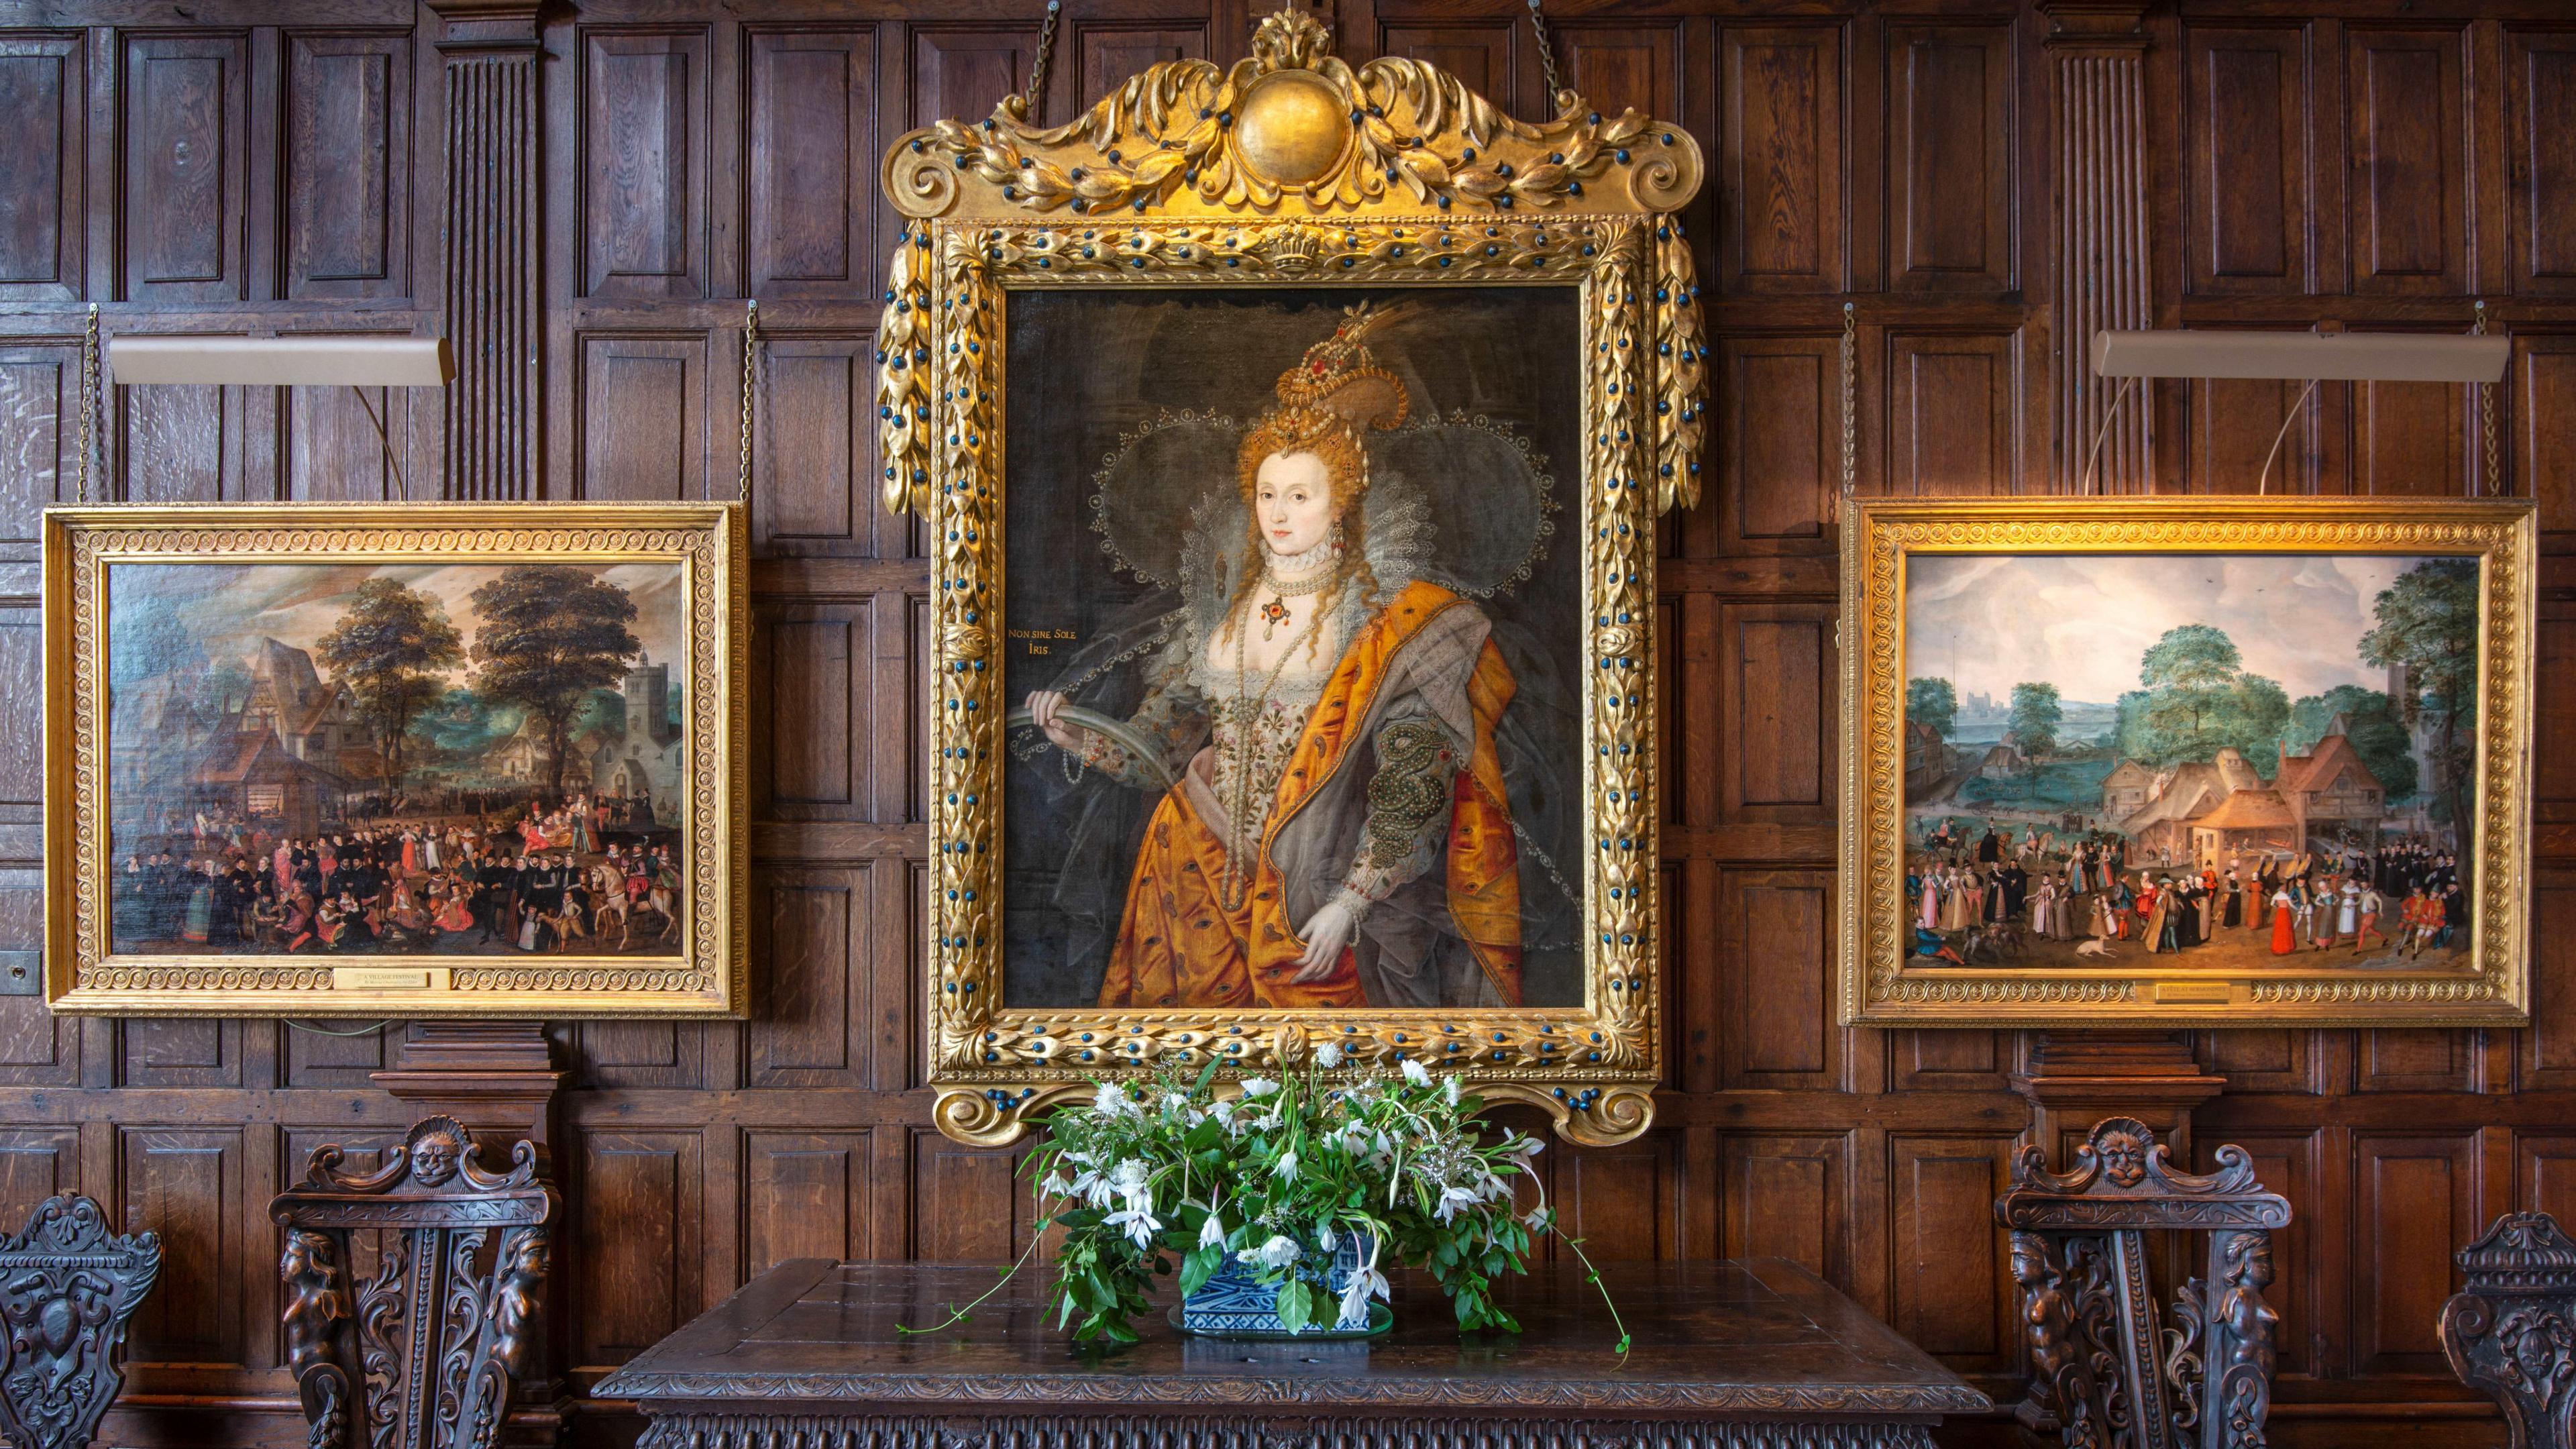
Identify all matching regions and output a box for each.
[434,0,541,498]
[2045,5,2153,493]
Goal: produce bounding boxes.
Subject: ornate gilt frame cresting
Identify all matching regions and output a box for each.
[44,504,749,1018]
[879,8,1707,1145]
[1838,496,2536,1028]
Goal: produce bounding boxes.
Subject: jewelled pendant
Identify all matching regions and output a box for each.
[1258,597,1290,639]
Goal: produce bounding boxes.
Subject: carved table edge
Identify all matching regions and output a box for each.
[588,1371,1993,1417]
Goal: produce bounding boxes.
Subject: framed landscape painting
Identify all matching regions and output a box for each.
[1839,496,2535,1027]
[878,8,1707,1144]
[44,504,747,1017]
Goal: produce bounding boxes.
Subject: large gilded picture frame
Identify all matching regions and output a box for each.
[44,503,748,1017]
[881,9,1705,1145]
[1839,496,2535,1028]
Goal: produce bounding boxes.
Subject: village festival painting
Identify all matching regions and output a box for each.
[45,506,747,1017]
[1839,498,2534,1028]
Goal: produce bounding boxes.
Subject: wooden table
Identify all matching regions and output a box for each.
[594,1258,1987,1448]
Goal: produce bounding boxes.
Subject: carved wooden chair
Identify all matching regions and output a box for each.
[270,1116,555,1449]
[1995,1116,2291,1449]
[0,1195,160,1449]
[2440,1211,2576,1449]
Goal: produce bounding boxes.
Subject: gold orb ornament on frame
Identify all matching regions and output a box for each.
[1232,70,1352,188]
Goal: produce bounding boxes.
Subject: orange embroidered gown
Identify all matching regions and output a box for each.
[1091,580,1524,1010]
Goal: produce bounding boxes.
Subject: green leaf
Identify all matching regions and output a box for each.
[1191,1053,1223,1094]
[1179,1244,1222,1297]
[1277,1279,1314,1335]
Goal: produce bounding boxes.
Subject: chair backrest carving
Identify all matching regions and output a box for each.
[0,1195,160,1449]
[270,1117,555,1449]
[1996,1116,2292,1449]
[2440,1210,2576,1449]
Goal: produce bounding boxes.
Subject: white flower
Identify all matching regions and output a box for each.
[1273,1149,1299,1180]
[1038,1170,1076,1198]
[1401,1059,1433,1087]
[1161,1090,1191,1114]
[1237,1234,1301,1270]
[1444,1075,1462,1106]
[1093,1082,1140,1118]
[1240,1077,1281,1098]
[1315,1041,1344,1069]
[1522,1205,1554,1232]
[1199,1212,1227,1248]
[1109,1158,1150,1195]
[1317,1221,1338,1252]
[1507,1133,1544,1159]
[1434,1183,1483,1222]
[1335,1263,1391,1329]
[1105,1202,1163,1248]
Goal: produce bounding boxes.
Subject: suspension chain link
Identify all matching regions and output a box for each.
[1526,0,1564,108]
[76,303,99,504]
[2475,300,2500,498]
[1839,302,1858,500]
[739,297,759,502]
[1024,0,1063,122]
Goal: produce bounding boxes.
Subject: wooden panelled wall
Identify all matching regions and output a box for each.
[1,0,2574,1443]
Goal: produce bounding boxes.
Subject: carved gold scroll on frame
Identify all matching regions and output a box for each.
[879,8,1707,1145]
[44,504,749,1018]
[1838,496,2536,1029]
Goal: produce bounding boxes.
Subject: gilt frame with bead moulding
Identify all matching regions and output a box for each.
[42,503,749,1019]
[879,6,1707,1147]
[1837,495,2535,1030]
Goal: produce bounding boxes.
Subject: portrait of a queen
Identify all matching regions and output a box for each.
[1002,292,1582,1013]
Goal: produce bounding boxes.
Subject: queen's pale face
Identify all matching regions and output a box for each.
[1255,451,1335,561]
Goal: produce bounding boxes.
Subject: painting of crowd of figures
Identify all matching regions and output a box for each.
[106,560,691,958]
[1903,553,2481,972]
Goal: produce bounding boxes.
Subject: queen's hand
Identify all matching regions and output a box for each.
[1025,690,1085,753]
[1291,896,1361,981]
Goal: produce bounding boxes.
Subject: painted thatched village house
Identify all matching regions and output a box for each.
[2102,729,2388,867]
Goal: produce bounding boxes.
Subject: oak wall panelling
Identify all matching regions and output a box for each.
[3,1,2576,1446]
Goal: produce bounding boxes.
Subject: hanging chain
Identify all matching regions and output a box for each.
[2474,299,2499,498]
[75,303,99,504]
[1526,0,1565,107]
[1022,0,1063,123]
[1838,302,1858,500]
[739,298,759,501]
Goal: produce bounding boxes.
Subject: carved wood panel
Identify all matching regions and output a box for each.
[0,34,85,303]
[2350,1132,2479,1375]
[2185,25,2311,296]
[747,28,877,300]
[581,27,710,299]
[282,32,410,300]
[1721,26,1843,297]
[1885,23,2014,293]
[121,33,249,303]
[2345,27,2470,296]
[2508,31,2576,297]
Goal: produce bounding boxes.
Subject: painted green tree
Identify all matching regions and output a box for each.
[315,578,464,790]
[2284,683,2419,801]
[1907,677,1958,739]
[2114,625,2289,767]
[2008,681,2063,755]
[468,566,642,796]
[2359,557,2480,826]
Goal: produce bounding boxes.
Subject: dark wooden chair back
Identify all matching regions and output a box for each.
[2440,1211,2576,1449]
[0,1195,160,1449]
[270,1116,555,1449]
[1996,1116,2292,1449]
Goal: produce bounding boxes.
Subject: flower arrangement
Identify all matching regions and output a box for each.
[906,1041,1626,1350]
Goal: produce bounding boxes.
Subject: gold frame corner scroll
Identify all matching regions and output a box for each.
[881,5,1707,1146]
[43,502,749,1019]
[1837,495,2536,1030]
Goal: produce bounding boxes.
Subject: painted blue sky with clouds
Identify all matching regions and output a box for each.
[1904,553,2439,704]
